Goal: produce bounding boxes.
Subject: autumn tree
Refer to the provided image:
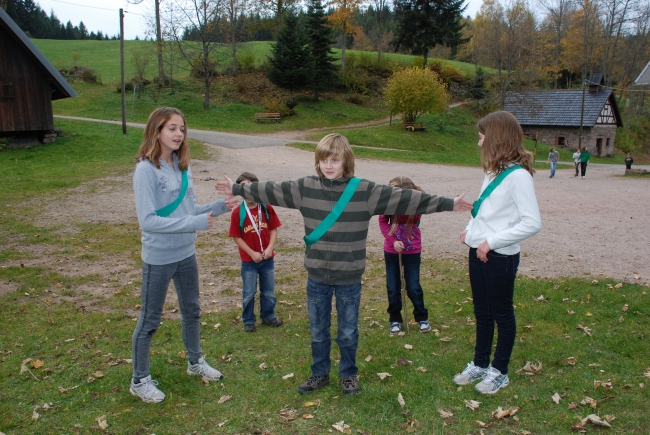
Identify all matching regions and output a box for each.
[561,0,602,82]
[224,0,250,73]
[392,0,467,66]
[167,0,223,109]
[537,0,575,88]
[384,67,449,122]
[328,0,364,70]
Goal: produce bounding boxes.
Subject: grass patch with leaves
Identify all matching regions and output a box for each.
[1,257,648,434]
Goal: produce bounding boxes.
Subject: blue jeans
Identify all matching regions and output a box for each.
[468,248,519,375]
[549,162,557,177]
[384,252,428,322]
[241,258,277,325]
[132,255,202,380]
[306,278,361,377]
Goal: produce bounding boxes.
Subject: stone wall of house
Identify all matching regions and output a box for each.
[522,125,617,156]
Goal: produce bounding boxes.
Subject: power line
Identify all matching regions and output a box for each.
[51,0,145,16]
[585,79,650,93]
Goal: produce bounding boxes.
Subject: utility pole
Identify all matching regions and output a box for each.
[578,77,585,150]
[120,8,127,134]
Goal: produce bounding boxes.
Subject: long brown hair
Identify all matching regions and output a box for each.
[477,111,534,176]
[387,176,421,239]
[135,107,190,170]
[314,133,355,178]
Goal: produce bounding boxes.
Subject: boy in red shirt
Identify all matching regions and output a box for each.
[229,172,283,332]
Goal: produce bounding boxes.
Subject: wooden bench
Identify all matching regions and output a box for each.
[402,121,426,131]
[255,113,281,123]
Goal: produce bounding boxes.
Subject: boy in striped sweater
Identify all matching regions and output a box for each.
[216,134,472,395]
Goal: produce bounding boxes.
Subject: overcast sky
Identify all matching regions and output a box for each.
[35,0,483,41]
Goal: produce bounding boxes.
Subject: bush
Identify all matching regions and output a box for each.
[189,55,218,78]
[384,67,449,123]
[263,98,292,116]
[237,51,257,72]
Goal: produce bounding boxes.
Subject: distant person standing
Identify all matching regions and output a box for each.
[572,147,581,177]
[547,147,559,178]
[580,147,590,178]
[625,153,634,170]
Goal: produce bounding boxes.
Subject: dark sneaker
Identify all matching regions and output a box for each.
[418,320,431,333]
[297,374,330,393]
[389,322,401,335]
[262,317,282,327]
[341,376,360,395]
[243,323,256,332]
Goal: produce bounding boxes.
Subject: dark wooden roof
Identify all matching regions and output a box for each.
[0,7,77,100]
[634,60,650,86]
[504,89,622,128]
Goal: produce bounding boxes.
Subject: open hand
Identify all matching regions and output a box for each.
[216,176,234,196]
[453,193,473,212]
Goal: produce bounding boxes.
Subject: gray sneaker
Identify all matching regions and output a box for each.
[187,357,223,381]
[475,366,509,394]
[297,374,330,393]
[262,317,282,327]
[341,376,360,395]
[130,375,165,403]
[453,361,488,385]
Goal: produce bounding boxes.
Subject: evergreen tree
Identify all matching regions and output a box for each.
[305,0,336,100]
[267,12,314,103]
[392,0,467,66]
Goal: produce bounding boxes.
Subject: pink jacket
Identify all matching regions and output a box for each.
[379,214,422,254]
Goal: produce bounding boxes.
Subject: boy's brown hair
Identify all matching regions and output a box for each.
[314,134,355,178]
[477,111,534,176]
[236,172,259,184]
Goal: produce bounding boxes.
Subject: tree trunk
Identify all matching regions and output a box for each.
[203,44,210,110]
[155,0,165,85]
[341,20,347,71]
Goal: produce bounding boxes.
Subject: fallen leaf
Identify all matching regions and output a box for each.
[396,357,410,366]
[577,324,593,336]
[332,420,351,433]
[415,366,427,373]
[567,357,577,366]
[96,415,108,430]
[568,402,578,409]
[552,392,562,404]
[397,393,406,407]
[259,363,268,370]
[31,359,44,369]
[492,406,519,419]
[304,400,320,407]
[213,323,221,330]
[58,385,78,393]
[594,379,613,390]
[644,368,650,379]
[377,372,392,380]
[404,344,413,350]
[438,409,454,418]
[282,373,294,380]
[217,395,232,404]
[614,283,623,289]
[567,309,576,315]
[534,295,546,302]
[439,337,452,342]
[622,304,629,312]
[302,414,314,419]
[516,361,543,375]
[279,408,298,421]
[19,358,33,374]
[477,420,490,428]
[580,414,612,428]
[591,280,599,285]
[217,420,227,427]
[365,355,372,362]
[32,408,40,421]
[464,400,481,411]
[580,397,597,408]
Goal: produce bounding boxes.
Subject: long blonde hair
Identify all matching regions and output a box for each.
[477,111,534,176]
[387,176,421,239]
[135,107,191,170]
[314,134,355,178]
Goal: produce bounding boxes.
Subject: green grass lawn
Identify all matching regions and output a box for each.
[1,118,649,434]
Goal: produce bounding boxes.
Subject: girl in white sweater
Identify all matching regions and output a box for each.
[454,111,541,394]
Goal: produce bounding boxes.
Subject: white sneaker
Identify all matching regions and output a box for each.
[187,357,223,381]
[419,320,431,333]
[389,322,401,335]
[474,366,509,394]
[130,375,165,403]
[453,361,488,385]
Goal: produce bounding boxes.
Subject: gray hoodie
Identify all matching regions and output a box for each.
[133,156,229,265]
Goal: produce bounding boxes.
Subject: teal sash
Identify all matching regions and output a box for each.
[155,170,188,217]
[471,165,522,219]
[304,177,361,247]
[239,202,270,232]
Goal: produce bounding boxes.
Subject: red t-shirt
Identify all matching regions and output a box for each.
[228,202,282,262]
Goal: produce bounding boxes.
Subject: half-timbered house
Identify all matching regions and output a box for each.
[504,74,622,156]
[0,7,76,138]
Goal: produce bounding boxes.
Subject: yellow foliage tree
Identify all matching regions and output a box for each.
[384,67,449,123]
[328,0,363,70]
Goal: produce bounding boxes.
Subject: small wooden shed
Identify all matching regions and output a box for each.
[0,7,77,138]
[504,74,623,157]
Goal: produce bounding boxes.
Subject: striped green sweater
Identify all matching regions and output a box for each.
[232,176,454,285]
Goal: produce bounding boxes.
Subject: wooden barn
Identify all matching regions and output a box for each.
[504,74,622,157]
[0,7,76,139]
